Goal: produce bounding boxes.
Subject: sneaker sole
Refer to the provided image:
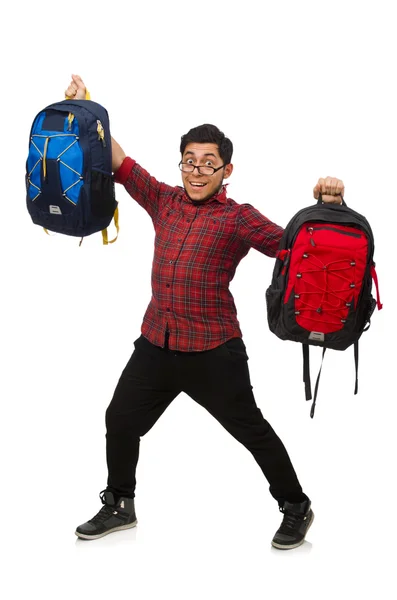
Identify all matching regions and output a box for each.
[75,519,138,540]
[271,511,315,550]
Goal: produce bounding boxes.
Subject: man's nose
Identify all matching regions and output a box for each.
[191,165,203,175]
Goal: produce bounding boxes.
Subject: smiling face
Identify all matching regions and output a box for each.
[181,143,233,202]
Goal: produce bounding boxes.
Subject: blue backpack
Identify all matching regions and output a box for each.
[26,98,119,244]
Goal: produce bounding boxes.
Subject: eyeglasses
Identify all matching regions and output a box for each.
[178,161,226,176]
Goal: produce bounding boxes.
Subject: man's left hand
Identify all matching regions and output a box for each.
[313,177,345,204]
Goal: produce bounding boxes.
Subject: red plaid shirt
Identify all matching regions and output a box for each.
[114,157,284,351]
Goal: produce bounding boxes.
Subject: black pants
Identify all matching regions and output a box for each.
[105,335,307,507]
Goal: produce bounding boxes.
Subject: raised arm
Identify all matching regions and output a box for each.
[64,74,175,219]
[237,204,285,258]
[65,74,126,173]
[237,177,345,257]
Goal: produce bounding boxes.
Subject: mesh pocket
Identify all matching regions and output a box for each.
[266,287,283,328]
[91,170,116,219]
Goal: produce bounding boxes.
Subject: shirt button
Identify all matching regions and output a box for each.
[178,238,182,242]
[186,219,190,222]
[166,284,170,288]
[169,260,174,264]
[166,308,170,312]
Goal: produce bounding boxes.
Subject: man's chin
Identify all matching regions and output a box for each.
[186,193,211,202]
[185,184,222,203]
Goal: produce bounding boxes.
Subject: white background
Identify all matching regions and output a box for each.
[1,0,395,598]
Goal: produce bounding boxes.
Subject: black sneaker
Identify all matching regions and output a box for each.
[271,498,314,550]
[75,491,137,540]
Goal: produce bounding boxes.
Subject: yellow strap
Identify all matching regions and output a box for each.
[42,137,49,178]
[66,89,90,127]
[102,207,120,245]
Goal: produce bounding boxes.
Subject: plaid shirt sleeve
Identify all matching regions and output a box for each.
[113,157,176,219]
[237,203,285,258]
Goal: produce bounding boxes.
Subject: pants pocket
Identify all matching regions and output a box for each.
[224,338,249,360]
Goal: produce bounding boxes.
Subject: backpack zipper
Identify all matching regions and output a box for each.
[308,225,362,238]
[97,120,106,147]
[307,225,362,246]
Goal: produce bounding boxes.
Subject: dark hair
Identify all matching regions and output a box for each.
[180,124,233,165]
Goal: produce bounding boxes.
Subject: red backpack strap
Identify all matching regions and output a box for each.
[370,264,383,310]
[277,248,291,275]
[277,249,289,261]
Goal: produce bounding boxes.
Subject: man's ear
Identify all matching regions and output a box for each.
[223,163,233,179]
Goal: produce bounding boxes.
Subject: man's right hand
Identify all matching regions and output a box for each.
[65,74,87,100]
[64,74,126,174]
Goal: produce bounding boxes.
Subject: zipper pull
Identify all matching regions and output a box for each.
[97,120,106,146]
[307,226,316,246]
[67,113,74,131]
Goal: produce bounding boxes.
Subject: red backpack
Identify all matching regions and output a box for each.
[266,197,382,417]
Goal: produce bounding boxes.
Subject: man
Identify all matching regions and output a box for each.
[67,75,344,549]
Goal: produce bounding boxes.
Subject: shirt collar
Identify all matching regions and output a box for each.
[180,184,229,205]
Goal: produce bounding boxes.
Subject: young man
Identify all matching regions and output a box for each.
[67,75,344,549]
